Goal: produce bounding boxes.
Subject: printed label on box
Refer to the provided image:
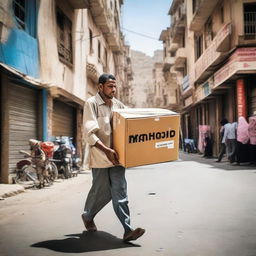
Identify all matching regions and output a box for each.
[155,140,174,149]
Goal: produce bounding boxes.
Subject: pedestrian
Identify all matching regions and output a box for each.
[216,118,228,162]
[236,116,250,164]
[223,120,238,163]
[203,136,213,158]
[81,73,145,242]
[248,116,256,164]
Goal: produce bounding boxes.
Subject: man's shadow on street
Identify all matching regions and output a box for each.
[31,231,139,253]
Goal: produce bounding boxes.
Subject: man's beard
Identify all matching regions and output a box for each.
[104,93,114,99]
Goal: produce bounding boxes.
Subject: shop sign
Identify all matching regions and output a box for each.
[182,75,189,91]
[236,79,247,118]
[214,47,256,88]
[203,81,211,96]
[195,77,213,103]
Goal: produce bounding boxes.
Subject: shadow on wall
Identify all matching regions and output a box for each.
[31,231,140,253]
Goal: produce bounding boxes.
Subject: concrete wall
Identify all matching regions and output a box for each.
[38,0,86,101]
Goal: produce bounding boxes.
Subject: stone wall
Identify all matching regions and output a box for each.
[131,50,163,107]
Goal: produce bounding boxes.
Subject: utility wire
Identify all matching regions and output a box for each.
[121,27,159,41]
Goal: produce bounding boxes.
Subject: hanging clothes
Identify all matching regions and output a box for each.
[248,116,256,145]
[248,116,256,164]
[237,116,250,163]
[198,125,211,153]
[237,116,249,144]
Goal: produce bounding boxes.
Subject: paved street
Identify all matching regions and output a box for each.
[0,152,256,256]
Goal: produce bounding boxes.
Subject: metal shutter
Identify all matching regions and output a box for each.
[9,83,38,173]
[249,86,256,116]
[52,100,75,137]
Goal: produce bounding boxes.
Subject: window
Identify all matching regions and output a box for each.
[89,28,93,54]
[170,51,176,57]
[98,40,101,61]
[183,59,187,77]
[12,0,37,37]
[195,34,203,60]
[104,48,107,65]
[13,0,25,30]
[103,48,108,72]
[192,0,197,14]
[205,17,213,48]
[220,6,224,24]
[244,3,256,38]
[56,8,73,65]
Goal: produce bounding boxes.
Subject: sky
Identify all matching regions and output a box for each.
[122,0,172,57]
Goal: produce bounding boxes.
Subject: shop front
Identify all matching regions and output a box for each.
[0,66,46,183]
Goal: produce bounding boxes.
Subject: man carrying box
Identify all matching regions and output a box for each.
[82,73,145,242]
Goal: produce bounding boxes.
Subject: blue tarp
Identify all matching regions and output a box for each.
[0,28,39,78]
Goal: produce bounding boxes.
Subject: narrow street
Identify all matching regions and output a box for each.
[0,152,256,256]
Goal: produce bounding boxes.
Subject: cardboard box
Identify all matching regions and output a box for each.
[113,108,180,168]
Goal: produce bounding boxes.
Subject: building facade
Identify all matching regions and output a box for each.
[0,0,132,183]
[161,0,256,156]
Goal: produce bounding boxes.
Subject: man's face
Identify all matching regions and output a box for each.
[100,79,117,99]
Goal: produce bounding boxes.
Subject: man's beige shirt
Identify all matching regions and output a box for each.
[83,92,126,168]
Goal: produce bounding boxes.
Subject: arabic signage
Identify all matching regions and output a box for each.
[195,77,214,102]
[214,47,256,88]
[236,79,247,118]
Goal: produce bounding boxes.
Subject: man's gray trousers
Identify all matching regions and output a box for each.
[83,165,132,233]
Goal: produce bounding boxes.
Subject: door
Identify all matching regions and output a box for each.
[9,83,39,173]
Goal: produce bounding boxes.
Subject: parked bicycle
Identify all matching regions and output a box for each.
[14,150,38,187]
[14,139,59,188]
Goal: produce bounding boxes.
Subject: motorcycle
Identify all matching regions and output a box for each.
[53,137,73,179]
[68,137,81,175]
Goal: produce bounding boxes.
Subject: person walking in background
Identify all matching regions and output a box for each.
[82,73,145,242]
[216,118,228,162]
[248,116,256,164]
[223,121,238,163]
[236,116,250,164]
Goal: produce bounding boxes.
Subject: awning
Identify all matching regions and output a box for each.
[0,62,48,88]
[49,86,84,108]
[0,62,85,107]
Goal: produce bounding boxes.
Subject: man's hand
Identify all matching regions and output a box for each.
[104,148,120,165]
[95,140,120,165]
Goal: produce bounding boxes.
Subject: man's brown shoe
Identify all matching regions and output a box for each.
[123,228,145,242]
[81,214,97,231]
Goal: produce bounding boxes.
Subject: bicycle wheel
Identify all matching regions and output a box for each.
[50,162,58,180]
[14,165,37,184]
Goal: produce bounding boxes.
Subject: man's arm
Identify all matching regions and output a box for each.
[84,100,119,165]
[94,140,119,165]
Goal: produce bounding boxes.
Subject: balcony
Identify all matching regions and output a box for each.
[174,47,186,71]
[159,29,169,42]
[67,0,89,9]
[90,1,111,33]
[194,23,232,83]
[169,43,179,52]
[90,1,122,52]
[163,56,175,72]
[86,56,100,83]
[170,3,186,43]
[106,31,122,52]
[189,0,219,32]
